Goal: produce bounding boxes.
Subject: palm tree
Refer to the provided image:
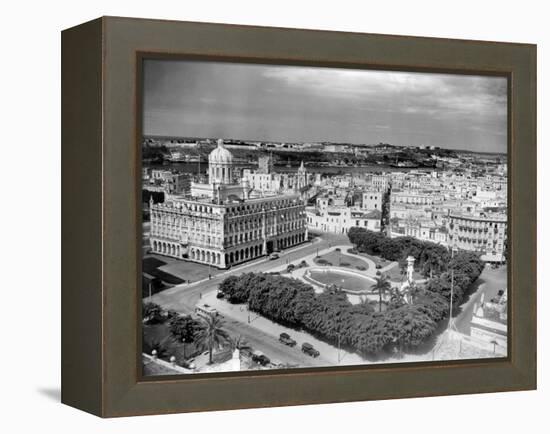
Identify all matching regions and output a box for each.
[424,254,444,279]
[372,274,391,312]
[401,281,423,304]
[194,315,231,364]
[389,287,406,308]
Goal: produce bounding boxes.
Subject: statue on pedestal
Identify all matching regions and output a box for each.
[399,256,416,304]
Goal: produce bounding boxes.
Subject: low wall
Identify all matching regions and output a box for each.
[142,353,194,374]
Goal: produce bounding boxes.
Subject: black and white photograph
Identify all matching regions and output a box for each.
[140,59,508,376]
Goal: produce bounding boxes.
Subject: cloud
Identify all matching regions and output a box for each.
[143,60,507,152]
[263,66,506,118]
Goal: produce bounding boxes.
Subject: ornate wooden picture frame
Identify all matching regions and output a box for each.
[61,16,536,417]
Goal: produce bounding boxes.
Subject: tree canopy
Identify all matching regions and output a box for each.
[218,230,484,357]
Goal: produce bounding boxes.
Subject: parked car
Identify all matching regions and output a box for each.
[269,252,280,260]
[279,332,297,347]
[252,350,271,366]
[216,291,225,299]
[301,342,320,358]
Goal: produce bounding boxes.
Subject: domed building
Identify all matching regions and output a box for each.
[148,139,308,269]
[208,139,234,184]
[190,139,249,202]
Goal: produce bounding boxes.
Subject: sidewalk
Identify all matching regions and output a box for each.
[203,290,365,366]
[205,290,482,367]
[146,238,324,301]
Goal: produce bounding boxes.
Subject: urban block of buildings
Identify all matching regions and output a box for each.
[148,140,308,268]
[300,162,507,262]
[143,136,508,264]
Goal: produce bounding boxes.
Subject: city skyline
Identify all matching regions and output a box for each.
[143,60,508,153]
[142,137,508,376]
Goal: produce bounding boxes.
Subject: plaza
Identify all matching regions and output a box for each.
[144,234,506,373]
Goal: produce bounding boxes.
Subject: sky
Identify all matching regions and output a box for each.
[143,59,508,153]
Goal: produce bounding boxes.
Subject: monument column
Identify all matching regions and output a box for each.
[406,256,415,283]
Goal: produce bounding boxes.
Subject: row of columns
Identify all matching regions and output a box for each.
[151,240,182,258]
[151,231,307,269]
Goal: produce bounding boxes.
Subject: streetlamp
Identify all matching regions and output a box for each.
[448,247,458,331]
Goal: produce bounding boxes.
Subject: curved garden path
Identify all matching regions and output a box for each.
[268,244,406,295]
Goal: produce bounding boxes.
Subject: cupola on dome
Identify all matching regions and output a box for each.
[209,139,234,165]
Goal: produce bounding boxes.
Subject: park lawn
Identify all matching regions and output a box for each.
[381,264,406,282]
[314,249,369,270]
[308,269,374,292]
[347,249,388,268]
[346,249,422,281]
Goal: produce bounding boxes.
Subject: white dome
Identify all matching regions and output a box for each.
[209,139,233,165]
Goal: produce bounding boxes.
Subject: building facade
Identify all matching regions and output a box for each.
[391,189,444,205]
[448,213,507,262]
[370,174,390,191]
[306,206,381,234]
[242,159,310,195]
[149,140,308,268]
[147,169,187,194]
[362,190,383,211]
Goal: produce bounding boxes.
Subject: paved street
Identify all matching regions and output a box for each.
[453,265,507,334]
[203,290,365,367]
[148,234,507,369]
[211,311,329,368]
[149,232,348,310]
[148,232,349,367]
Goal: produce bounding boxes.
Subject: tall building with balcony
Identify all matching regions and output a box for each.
[148,140,307,268]
[448,212,507,263]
